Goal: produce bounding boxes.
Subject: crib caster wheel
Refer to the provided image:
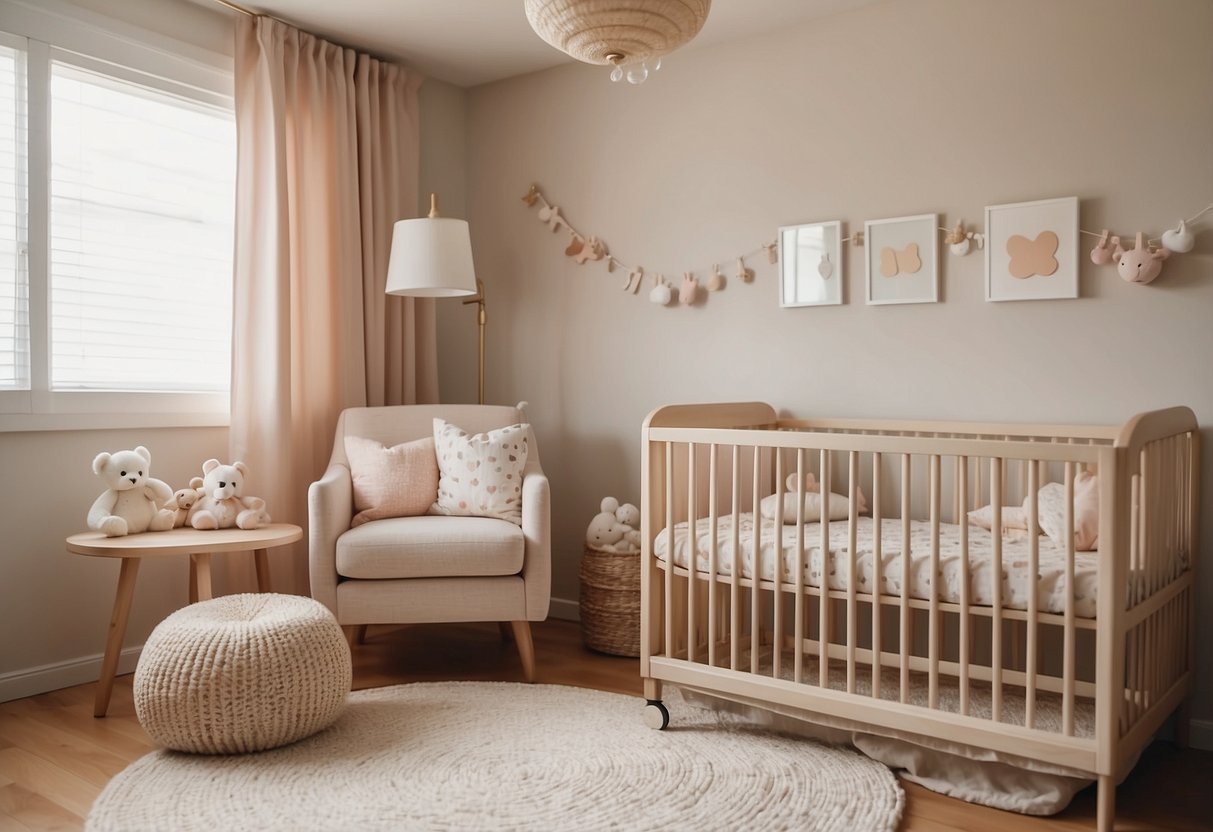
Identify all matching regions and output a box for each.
[643,700,669,730]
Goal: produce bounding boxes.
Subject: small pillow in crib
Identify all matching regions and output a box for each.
[760,473,869,524]
[967,505,1034,538]
[1029,472,1099,551]
[431,418,529,524]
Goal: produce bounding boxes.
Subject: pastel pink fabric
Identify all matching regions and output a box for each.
[230,16,432,591]
[344,436,439,527]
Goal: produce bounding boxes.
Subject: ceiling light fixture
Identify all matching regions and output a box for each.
[523,0,712,85]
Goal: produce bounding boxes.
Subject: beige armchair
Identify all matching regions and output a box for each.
[308,404,550,681]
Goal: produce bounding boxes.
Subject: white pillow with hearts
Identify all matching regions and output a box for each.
[430,418,529,524]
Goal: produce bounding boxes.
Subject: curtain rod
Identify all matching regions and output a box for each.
[211,0,255,15]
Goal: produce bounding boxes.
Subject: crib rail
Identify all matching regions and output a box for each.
[640,403,1198,781]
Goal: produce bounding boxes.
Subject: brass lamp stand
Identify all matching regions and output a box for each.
[461,278,486,405]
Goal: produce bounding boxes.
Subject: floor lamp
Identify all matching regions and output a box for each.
[385,194,486,404]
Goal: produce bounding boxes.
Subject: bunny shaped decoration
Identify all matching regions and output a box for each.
[1114,232,1169,284]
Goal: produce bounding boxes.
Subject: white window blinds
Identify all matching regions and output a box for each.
[0,43,27,391]
[49,60,235,392]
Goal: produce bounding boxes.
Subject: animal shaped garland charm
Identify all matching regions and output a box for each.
[1090,229,1118,265]
[649,274,672,306]
[679,272,700,305]
[1113,232,1169,284]
[944,220,983,256]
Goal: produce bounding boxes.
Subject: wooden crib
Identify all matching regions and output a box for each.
[639,402,1198,831]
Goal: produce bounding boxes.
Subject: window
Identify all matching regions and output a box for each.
[49,62,234,392]
[0,41,26,391]
[0,14,235,430]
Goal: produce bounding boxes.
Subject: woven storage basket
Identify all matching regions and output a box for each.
[579,545,640,656]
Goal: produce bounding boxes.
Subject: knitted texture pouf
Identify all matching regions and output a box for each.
[134,593,351,754]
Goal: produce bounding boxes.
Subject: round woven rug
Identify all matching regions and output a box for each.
[88,682,903,831]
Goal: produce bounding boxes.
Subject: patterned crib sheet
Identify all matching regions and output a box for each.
[654,514,1102,618]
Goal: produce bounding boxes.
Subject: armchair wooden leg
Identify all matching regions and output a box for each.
[509,620,535,683]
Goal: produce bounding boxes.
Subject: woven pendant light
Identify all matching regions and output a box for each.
[524,0,711,83]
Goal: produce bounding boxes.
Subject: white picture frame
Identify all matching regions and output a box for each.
[985,196,1079,302]
[778,220,843,307]
[864,213,939,305]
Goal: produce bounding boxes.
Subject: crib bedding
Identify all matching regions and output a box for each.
[654,513,1102,617]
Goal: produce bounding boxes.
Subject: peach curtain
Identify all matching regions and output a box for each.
[231,15,436,594]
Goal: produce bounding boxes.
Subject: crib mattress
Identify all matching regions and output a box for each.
[654,514,1101,617]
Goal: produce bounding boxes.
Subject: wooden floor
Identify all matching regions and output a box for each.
[1,618,1209,831]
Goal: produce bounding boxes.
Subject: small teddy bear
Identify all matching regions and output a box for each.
[586,496,641,554]
[163,477,205,528]
[87,446,176,537]
[187,459,271,530]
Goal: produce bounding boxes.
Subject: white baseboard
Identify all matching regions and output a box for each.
[1190,718,1213,751]
[548,596,580,622]
[0,645,143,704]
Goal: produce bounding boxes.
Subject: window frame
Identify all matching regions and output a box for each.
[0,0,235,432]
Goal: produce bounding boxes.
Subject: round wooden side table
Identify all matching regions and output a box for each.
[66,523,303,717]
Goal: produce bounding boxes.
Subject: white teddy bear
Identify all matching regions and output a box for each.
[87,446,176,537]
[186,459,271,530]
[586,496,641,554]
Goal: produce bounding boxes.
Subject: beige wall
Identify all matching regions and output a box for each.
[463,0,1213,723]
[0,428,230,695]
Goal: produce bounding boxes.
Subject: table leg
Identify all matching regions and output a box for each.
[95,557,141,718]
[188,559,198,604]
[191,552,213,601]
[254,548,272,593]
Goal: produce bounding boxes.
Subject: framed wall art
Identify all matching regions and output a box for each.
[985,196,1079,302]
[864,213,939,305]
[779,220,843,307]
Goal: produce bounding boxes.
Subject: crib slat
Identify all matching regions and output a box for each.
[928,454,940,710]
[1025,461,1039,730]
[795,448,806,684]
[847,450,859,695]
[773,451,784,680]
[687,444,697,665]
[958,456,970,715]
[900,453,911,704]
[820,449,832,690]
[1131,471,1142,608]
[991,457,1003,724]
[871,452,883,699]
[731,445,741,671]
[751,446,761,675]
[664,443,674,658]
[1063,462,1075,736]
[708,445,718,668]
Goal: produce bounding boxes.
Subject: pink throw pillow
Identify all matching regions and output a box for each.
[344,435,439,527]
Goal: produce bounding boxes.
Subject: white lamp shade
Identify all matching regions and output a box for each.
[385,216,477,297]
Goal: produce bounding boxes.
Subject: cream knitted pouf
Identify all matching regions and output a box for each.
[134,593,351,754]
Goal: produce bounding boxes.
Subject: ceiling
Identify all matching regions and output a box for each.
[211,0,877,87]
